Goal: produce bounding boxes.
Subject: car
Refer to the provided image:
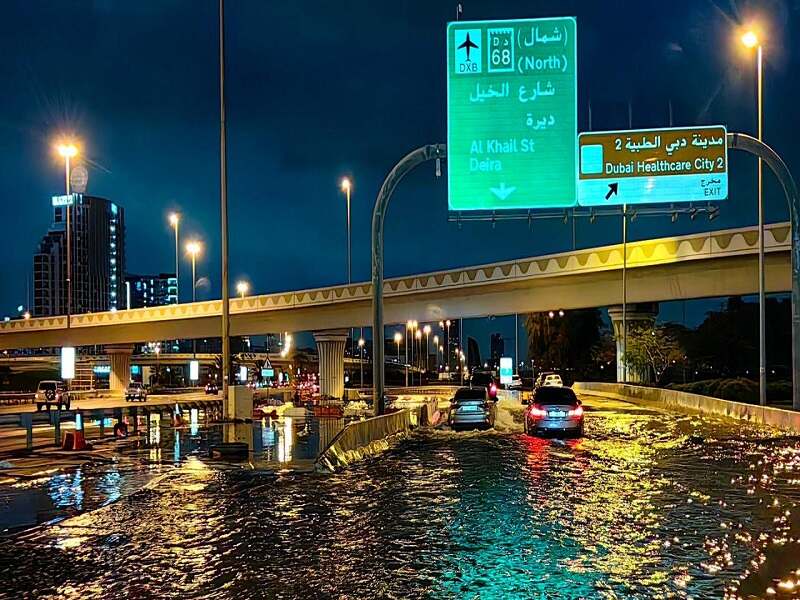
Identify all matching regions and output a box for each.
[524,386,584,437]
[470,371,499,400]
[35,380,70,411]
[125,381,147,402]
[507,374,523,390]
[205,382,219,395]
[448,387,496,430]
[535,372,563,388]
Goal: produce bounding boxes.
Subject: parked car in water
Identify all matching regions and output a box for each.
[534,372,563,388]
[35,380,70,411]
[524,386,584,437]
[448,387,496,431]
[125,381,148,402]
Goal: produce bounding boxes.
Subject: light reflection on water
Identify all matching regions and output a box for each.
[1,405,800,597]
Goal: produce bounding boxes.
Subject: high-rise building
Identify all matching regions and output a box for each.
[125,273,177,309]
[33,194,126,317]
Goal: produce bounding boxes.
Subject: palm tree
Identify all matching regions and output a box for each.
[254,359,266,384]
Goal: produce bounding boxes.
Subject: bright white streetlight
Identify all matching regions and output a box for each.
[169,213,180,303]
[236,280,250,298]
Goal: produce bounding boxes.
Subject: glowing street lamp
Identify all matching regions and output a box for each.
[169,213,180,302]
[405,320,413,386]
[423,325,432,372]
[739,25,767,406]
[394,331,402,366]
[341,177,355,360]
[358,337,365,388]
[56,141,79,324]
[236,280,250,298]
[415,329,423,385]
[185,241,202,302]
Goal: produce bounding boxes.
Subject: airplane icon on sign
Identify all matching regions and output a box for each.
[457,32,479,61]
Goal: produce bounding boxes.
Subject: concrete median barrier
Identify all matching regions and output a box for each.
[574,381,800,433]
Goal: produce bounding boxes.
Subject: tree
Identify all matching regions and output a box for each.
[524,308,603,378]
[622,324,683,384]
[254,359,266,384]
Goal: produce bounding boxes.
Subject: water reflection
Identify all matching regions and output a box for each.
[5,403,800,597]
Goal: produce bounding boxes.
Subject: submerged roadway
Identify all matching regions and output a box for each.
[1,393,799,598]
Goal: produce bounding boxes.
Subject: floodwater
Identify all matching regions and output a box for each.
[2,397,800,598]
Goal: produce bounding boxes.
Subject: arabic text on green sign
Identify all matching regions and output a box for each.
[447,17,577,210]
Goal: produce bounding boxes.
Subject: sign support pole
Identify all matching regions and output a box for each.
[371,144,446,414]
[622,203,628,383]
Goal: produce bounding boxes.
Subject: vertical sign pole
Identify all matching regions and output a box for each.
[622,203,628,383]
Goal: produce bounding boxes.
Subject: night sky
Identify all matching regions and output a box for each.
[0,1,798,355]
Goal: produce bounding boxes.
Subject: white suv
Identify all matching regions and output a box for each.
[35,380,71,411]
[542,374,563,387]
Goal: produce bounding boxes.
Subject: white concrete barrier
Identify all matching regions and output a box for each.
[574,381,800,432]
[316,409,414,471]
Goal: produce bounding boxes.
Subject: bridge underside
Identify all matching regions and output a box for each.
[0,251,788,350]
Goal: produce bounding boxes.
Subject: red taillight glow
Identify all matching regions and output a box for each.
[528,405,547,418]
[568,405,584,417]
[489,383,497,396]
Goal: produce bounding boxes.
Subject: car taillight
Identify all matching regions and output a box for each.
[529,404,546,418]
[568,405,584,417]
[489,383,497,397]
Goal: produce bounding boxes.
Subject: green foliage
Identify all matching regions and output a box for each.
[524,308,603,378]
[667,377,792,404]
[621,324,683,384]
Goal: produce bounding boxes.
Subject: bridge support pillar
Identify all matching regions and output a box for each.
[313,329,348,402]
[106,344,135,392]
[608,303,658,383]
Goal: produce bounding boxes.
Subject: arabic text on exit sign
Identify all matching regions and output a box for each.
[577,125,728,206]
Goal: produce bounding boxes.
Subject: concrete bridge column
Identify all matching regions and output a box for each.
[106,344,135,392]
[313,329,348,402]
[607,303,658,383]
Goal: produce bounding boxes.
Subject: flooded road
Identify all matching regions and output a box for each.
[2,395,800,598]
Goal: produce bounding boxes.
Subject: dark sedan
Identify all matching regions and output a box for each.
[524,386,584,437]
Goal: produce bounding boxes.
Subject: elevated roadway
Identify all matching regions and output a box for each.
[0,222,790,350]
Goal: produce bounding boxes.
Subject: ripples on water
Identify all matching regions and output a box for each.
[2,403,800,598]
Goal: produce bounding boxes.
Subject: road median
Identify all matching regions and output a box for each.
[574,381,800,432]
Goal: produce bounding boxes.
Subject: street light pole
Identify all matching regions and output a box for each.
[169,214,179,302]
[740,29,767,406]
[341,177,353,360]
[57,144,78,324]
[756,42,767,406]
[65,153,71,323]
[186,241,201,357]
[358,338,365,389]
[219,0,231,402]
[757,42,766,406]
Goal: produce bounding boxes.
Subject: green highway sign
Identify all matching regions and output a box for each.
[447,17,577,211]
